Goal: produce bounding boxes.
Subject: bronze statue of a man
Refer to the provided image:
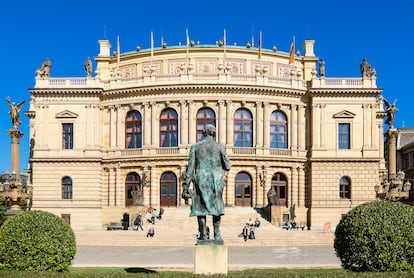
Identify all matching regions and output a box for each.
[182,124,231,242]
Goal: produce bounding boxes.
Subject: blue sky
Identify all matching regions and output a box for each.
[0,0,413,173]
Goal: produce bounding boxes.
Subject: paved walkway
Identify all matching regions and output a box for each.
[72,245,341,270]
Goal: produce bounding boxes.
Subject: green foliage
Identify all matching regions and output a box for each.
[334,200,414,272]
[0,197,10,226]
[0,210,76,271]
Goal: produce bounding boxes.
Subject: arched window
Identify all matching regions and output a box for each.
[160,108,178,147]
[62,176,72,199]
[234,108,253,147]
[235,171,252,206]
[196,107,216,142]
[271,173,287,206]
[125,172,141,206]
[160,171,177,206]
[339,176,351,199]
[270,111,287,148]
[125,110,142,149]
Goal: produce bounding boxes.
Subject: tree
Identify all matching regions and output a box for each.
[334,200,414,272]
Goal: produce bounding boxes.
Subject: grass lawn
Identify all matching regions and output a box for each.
[0,268,413,277]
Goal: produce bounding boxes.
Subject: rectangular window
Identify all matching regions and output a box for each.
[62,123,73,149]
[338,123,350,149]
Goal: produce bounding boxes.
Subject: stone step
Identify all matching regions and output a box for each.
[75,207,334,247]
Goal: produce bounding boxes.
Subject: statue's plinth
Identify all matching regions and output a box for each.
[194,242,227,275]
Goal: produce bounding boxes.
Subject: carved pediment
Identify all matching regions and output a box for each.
[333,110,356,119]
[55,110,78,119]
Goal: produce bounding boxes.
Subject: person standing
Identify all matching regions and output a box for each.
[242,225,249,241]
[182,124,231,241]
[134,213,143,231]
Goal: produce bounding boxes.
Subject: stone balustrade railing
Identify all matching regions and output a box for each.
[33,74,376,91]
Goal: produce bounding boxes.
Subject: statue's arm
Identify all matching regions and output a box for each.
[182,145,195,201]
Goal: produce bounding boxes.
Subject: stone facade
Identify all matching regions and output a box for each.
[27,38,386,230]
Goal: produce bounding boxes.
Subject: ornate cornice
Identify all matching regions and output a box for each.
[309,88,383,97]
[102,84,306,99]
[29,88,103,96]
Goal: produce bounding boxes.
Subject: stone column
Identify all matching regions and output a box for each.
[226,100,232,146]
[143,102,151,146]
[188,100,195,144]
[320,104,326,148]
[108,167,115,207]
[291,104,297,150]
[387,129,398,178]
[40,105,49,148]
[263,103,270,148]
[312,104,320,149]
[291,167,298,207]
[115,105,121,148]
[363,104,369,148]
[255,102,263,148]
[218,100,225,145]
[371,104,377,148]
[180,100,188,146]
[150,102,157,146]
[298,166,305,207]
[109,106,116,148]
[298,105,305,150]
[8,129,23,178]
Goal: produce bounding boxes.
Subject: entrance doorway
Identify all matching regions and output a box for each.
[160,171,177,206]
[235,171,252,206]
[271,172,287,206]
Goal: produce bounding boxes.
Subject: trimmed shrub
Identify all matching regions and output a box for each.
[0,210,76,271]
[334,200,414,272]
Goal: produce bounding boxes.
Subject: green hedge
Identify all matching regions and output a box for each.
[334,200,414,272]
[0,210,76,271]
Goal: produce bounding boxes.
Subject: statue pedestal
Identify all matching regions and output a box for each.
[194,244,228,275]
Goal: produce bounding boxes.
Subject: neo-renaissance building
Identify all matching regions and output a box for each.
[27,37,386,230]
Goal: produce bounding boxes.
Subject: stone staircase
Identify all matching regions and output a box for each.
[74,207,334,247]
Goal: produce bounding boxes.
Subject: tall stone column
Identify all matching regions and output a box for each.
[218,100,225,145]
[298,166,305,208]
[290,104,297,150]
[109,106,116,148]
[263,103,270,148]
[8,129,24,179]
[362,104,369,148]
[320,104,326,148]
[143,102,151,146]
[226,100,232,146]
[371,104,377,148]
[291,167,298,208]
[188,100,195,144]
[298,105,305,150]
[387,129,397,178]
[255,102,263,148]
[312,104,320,149]
[179,100,188,146]
[150,102,157,146]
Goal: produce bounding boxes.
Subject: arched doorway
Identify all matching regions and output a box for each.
[271,172,287,206]
[125,172,140,206]
[160,171,177,206]
[235,171,252,206]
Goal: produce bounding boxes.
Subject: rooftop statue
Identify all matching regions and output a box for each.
[360,58,376,79]
[6,97,25,129]
[383,98,398,129]
[84,57,93,77]
[35,58,52,78]
[182,124,231,243]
